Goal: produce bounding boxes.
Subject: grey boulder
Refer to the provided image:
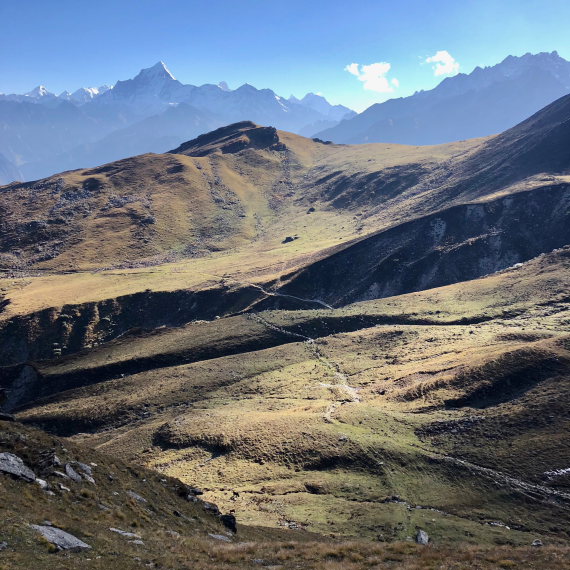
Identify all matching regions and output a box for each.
[0,452,36,482]
[126,490,147,503]
[416,529,429,545]
[30,525,91,551]
[65,463,83,483]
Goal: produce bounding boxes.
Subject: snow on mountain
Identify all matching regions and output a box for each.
[66,85,112,104]
[317,51,570,144]
[25,85,56,99]
[94,61,189,115]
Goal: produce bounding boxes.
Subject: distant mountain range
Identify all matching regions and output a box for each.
[0,62,355,182]
[317,51,570,144]
[3,52,570,183]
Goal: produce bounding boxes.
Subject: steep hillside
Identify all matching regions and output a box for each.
[267,93,570,305]
[318,51,570,144]
[0,419,319,569]
[3,424,568,570]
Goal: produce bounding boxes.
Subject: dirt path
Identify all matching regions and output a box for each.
[248,312,360,423]
[441,455,570,504]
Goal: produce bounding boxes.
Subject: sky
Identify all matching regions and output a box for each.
[1,0,570,112]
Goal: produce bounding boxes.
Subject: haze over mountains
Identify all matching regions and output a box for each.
[0,61,355,183]
[2,52,570,185]
[2,44,570,565]
[317,51,570,144]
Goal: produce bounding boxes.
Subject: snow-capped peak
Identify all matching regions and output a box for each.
[70,87,101,103]
[25,85,54,98]
[57,85,112,103]
[136,61,176,82]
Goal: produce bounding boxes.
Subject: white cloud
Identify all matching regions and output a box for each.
[344,61,398,93]
[425,50,460,76]
[345,63,360,77]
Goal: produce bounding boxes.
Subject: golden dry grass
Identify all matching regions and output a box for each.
[14,249,570,546]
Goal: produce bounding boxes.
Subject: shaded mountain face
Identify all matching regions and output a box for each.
[0,153,21,185]
[317,51,570,144]
[0,62,354,182]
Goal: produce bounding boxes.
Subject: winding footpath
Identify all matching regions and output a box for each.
[248,312,360,423]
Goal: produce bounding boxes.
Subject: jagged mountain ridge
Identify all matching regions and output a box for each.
[317,51,570,144]
[0,62,354,182]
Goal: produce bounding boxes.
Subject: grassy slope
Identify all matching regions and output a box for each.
[1,112,570,565]
[0,123,551,321]
[4,421,569,569]
[1,139,567,324]
[15,249,570,547]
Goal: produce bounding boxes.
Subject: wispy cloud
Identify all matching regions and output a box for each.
[344,62,399,93]
[425,50,460,76]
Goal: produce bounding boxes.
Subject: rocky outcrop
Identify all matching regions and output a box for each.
[30,525,91,551]
[416,529,429,545]
[30,524,91,551]
[0,452,36,482]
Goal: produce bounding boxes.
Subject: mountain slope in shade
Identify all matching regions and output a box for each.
[317,51,570,144]
[0,153,21,185]
[270,92,570,305]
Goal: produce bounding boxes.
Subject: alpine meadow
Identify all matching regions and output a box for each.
[1,2,570,568]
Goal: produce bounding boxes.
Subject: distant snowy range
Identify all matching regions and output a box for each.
[0,61,354,183]
[1,51,570,184]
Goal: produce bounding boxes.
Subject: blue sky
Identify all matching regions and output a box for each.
[1,0,569,111]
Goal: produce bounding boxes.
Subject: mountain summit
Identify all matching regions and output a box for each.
[317,51,570,144]
[136,60,177,81]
